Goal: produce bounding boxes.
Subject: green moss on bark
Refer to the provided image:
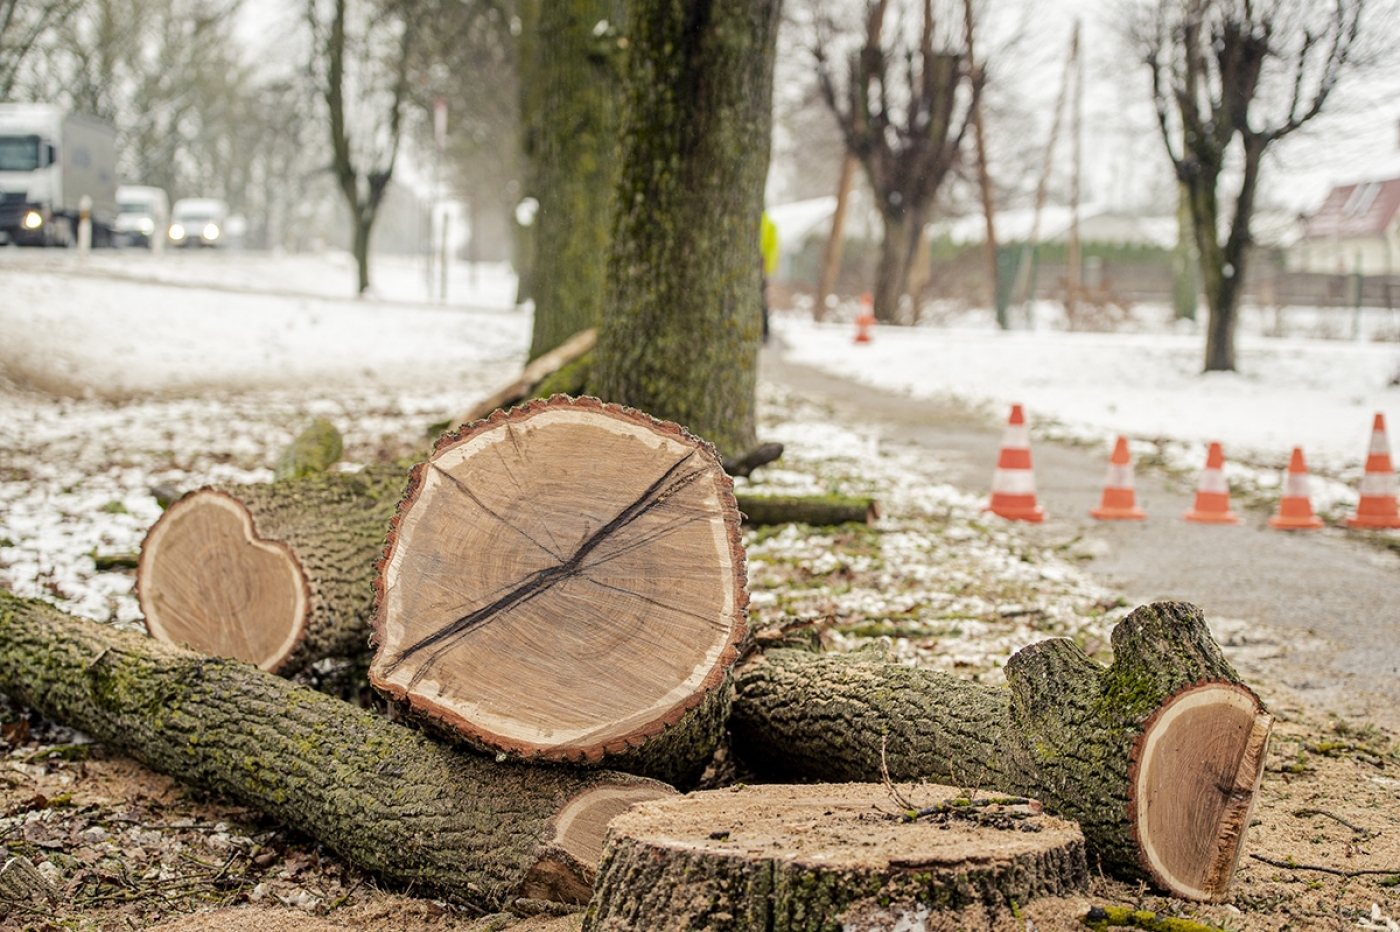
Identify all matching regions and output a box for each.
[595,0,780,457]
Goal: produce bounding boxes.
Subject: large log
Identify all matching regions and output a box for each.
[371,397,748,786]
[0,592,674,909]
[729,601,1272,903]
[584,783,1088,931]
[137,464,408,674]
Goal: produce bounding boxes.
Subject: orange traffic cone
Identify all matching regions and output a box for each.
[1346,413,1400,528]
[1268,447,1324,530]
[854,293,874,344]
[1182,442,1240,524]
[986,403,1044,522]
[1091,436,1146,520]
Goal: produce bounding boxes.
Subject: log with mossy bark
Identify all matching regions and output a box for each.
[734,493,879,527]
[729,601,1272,903]
[370,396,749,787]
[0,592,675,909]
[583,783,1088,932]
[136,463,409,675]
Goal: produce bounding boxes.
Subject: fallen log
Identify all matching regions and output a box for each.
[370,397,748,786]
[583,783,1087,931]
[453,328,597,429]
[734,493,879,527]
[729,601,1272,903]
[0,592,675,909]
[137,464,409,674]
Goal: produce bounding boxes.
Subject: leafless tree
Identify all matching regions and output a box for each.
[1134,0,1370,371]
[0,0,80,99]
[811,0,982,323]
[307,0,421,294]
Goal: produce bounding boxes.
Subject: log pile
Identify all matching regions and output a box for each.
[14,396,1276,923]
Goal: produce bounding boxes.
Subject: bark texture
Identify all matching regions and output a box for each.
[595,0,780,457]
[138,464,409,674]
[372,397,748,787]
[519,0,625,362]
[583,783,1087,931]
[734,494,879,527]
[730,601,1271,901]
[0,592,675,909]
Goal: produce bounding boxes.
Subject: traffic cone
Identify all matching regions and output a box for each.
[986,403,1044,522]
[1091,436,1146,520]
[1182,442,1240,524]
[854,293,874,344]
[1268,447,1324,530]
[1346,413,1400,528]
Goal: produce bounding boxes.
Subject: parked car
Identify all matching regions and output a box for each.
[114,185,168,248]
[168,197,229,247]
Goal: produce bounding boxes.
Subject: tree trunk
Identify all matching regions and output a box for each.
[583,783,1088,931]
[729,601,1272,903]
[872,207,920,324]
[353,212,371,294]
[0,592,675,910]
[137,464,409,675]
[370,396,748,786]
[814,153,858,322]
[594,0,780,458]
[521,0,625,361]
[734,493,878,527]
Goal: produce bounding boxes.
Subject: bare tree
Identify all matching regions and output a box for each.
[0,0,80,100]
[1135,0,1369,372]
[308,0,420,294]
[812,0,981,323]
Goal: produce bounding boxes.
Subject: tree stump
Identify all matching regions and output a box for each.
[583,783,1087,932]
[730,601,1272,902]
[371,397,748,785]
[137,465,408,674]
[0,592,675,910]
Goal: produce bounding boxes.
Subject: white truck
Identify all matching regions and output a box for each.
[0,104,118,247]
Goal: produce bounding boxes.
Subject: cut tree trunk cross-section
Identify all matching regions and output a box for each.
[137,464,409,675]
[583,783,1088,931]
[371,396,748,785]
[729,601,1272,902]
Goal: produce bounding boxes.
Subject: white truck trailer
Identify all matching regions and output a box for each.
[0,104,118,247]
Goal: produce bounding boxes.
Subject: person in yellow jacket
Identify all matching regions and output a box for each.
[760,210,779,343]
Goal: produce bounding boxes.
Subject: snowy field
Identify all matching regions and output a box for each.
[1,248,1397,660]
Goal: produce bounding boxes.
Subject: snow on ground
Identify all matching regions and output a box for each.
[1,249,1398,671]
[775,298,1400,518]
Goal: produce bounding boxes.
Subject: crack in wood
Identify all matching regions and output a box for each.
[387,449,712,685]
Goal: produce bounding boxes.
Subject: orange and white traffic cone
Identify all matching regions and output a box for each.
[986,403,1045,522]
[1182,441,1240,524]
[1268,447,1324,530]
[1347,413,1400,528]
[1090,436,1146,520]
[854,293,874,344]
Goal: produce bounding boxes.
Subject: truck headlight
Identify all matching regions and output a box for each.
[21,211,42,231]
[202,223,220,241]
[169,223,185,241]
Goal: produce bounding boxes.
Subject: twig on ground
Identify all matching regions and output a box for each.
[1249,853,1400,879]
[1293,807,1378,839]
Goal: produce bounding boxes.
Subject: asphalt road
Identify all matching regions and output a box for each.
[762,349,1400,726]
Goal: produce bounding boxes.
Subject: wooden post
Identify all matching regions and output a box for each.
[815,154,858,322]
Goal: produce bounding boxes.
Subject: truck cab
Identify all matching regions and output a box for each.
[0,104,118,246]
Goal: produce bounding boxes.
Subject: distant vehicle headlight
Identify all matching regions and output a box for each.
[138,219,155,235]
[202,223,220,241]
[169,223,186,241]
[21,211,42,230]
